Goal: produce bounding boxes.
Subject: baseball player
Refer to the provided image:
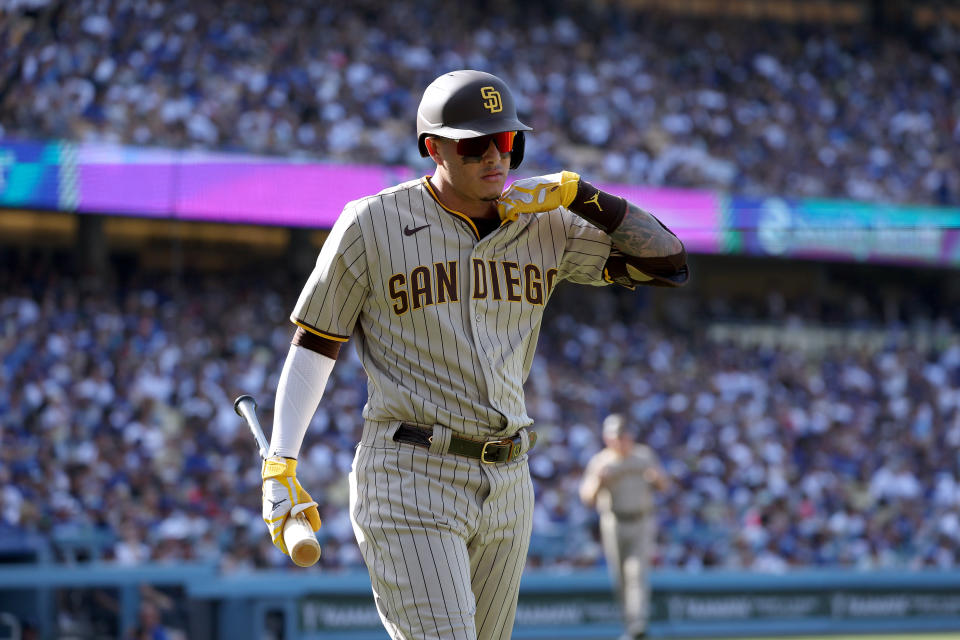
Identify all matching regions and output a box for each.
[580,414,670,640]
[259,69,688,640]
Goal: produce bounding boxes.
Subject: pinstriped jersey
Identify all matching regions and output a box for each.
[292,176,612,438]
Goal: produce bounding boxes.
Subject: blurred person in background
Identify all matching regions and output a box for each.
[580,413,670,640]
[125,600,168,640]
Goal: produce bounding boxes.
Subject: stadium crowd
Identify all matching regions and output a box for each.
[2,0,959,206]
[2,257,960,573]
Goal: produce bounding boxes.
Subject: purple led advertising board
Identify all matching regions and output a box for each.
[75,143,418,226]
[1,140,723,252]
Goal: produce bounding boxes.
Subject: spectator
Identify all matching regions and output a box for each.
[125,600,170,640]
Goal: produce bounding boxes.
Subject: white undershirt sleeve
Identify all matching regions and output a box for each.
[269,344,336,458]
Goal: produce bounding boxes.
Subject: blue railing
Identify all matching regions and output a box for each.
[3,565,960,639]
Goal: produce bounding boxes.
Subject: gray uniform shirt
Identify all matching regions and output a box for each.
[292,177,612,438]
[583,445,662,516]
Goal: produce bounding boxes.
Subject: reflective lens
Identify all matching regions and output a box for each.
[456,131,516,157]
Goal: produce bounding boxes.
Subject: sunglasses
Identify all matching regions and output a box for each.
[455,131,516,157]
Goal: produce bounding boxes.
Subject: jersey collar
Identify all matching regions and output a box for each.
[422,176,508,241]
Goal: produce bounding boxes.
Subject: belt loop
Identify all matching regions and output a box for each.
[429,424,452,455]
[517,428,530,457]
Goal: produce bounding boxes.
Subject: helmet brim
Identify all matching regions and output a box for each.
[423,117,532,141]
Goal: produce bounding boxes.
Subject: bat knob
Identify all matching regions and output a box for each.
[234,394,257,416]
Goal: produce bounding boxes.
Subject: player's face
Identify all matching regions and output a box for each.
[605,432,634,455]
[431,135,512,203]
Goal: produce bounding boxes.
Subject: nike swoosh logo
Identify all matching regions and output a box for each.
[268,498,287,510]
[404,224,430,236]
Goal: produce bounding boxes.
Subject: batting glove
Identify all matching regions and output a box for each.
[497,171,581,221]
[261,456,322,556]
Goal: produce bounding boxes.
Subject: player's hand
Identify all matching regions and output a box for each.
[261,456,322,556]
[497,171,581,221]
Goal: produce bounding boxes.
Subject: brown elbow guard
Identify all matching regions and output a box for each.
[567,180,628,233]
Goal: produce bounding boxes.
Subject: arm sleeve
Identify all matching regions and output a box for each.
[270,344,337,458]
[291,204,369,341]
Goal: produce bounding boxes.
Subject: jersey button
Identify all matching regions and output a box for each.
[475,314,482,322]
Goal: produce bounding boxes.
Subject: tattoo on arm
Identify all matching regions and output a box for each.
[609,202,684,257]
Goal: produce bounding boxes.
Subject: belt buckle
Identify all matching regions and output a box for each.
[481,438,514,464]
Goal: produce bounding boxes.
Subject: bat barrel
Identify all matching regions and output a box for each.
[234,394,270,457]
[234,394,257,417]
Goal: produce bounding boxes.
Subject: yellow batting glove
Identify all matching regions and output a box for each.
[261,456,322,556]
[497,171,581,221]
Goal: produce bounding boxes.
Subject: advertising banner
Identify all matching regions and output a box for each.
[299,595,621,633]
[295,582,960,634]
[729,196,960,265]
[655,589,960,622]
[0,140,720,245]
[6,138,960,268]
[75,143,418,226]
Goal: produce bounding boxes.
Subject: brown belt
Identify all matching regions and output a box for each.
[612,510,650,522]
[393,423,536,464]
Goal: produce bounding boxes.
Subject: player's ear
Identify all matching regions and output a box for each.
[425,137,441,162]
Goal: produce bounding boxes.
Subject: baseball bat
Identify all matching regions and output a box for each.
[234,394,322,568]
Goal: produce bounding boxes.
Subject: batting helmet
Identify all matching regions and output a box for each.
[602,414,629,438]
[417,70,532,170]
